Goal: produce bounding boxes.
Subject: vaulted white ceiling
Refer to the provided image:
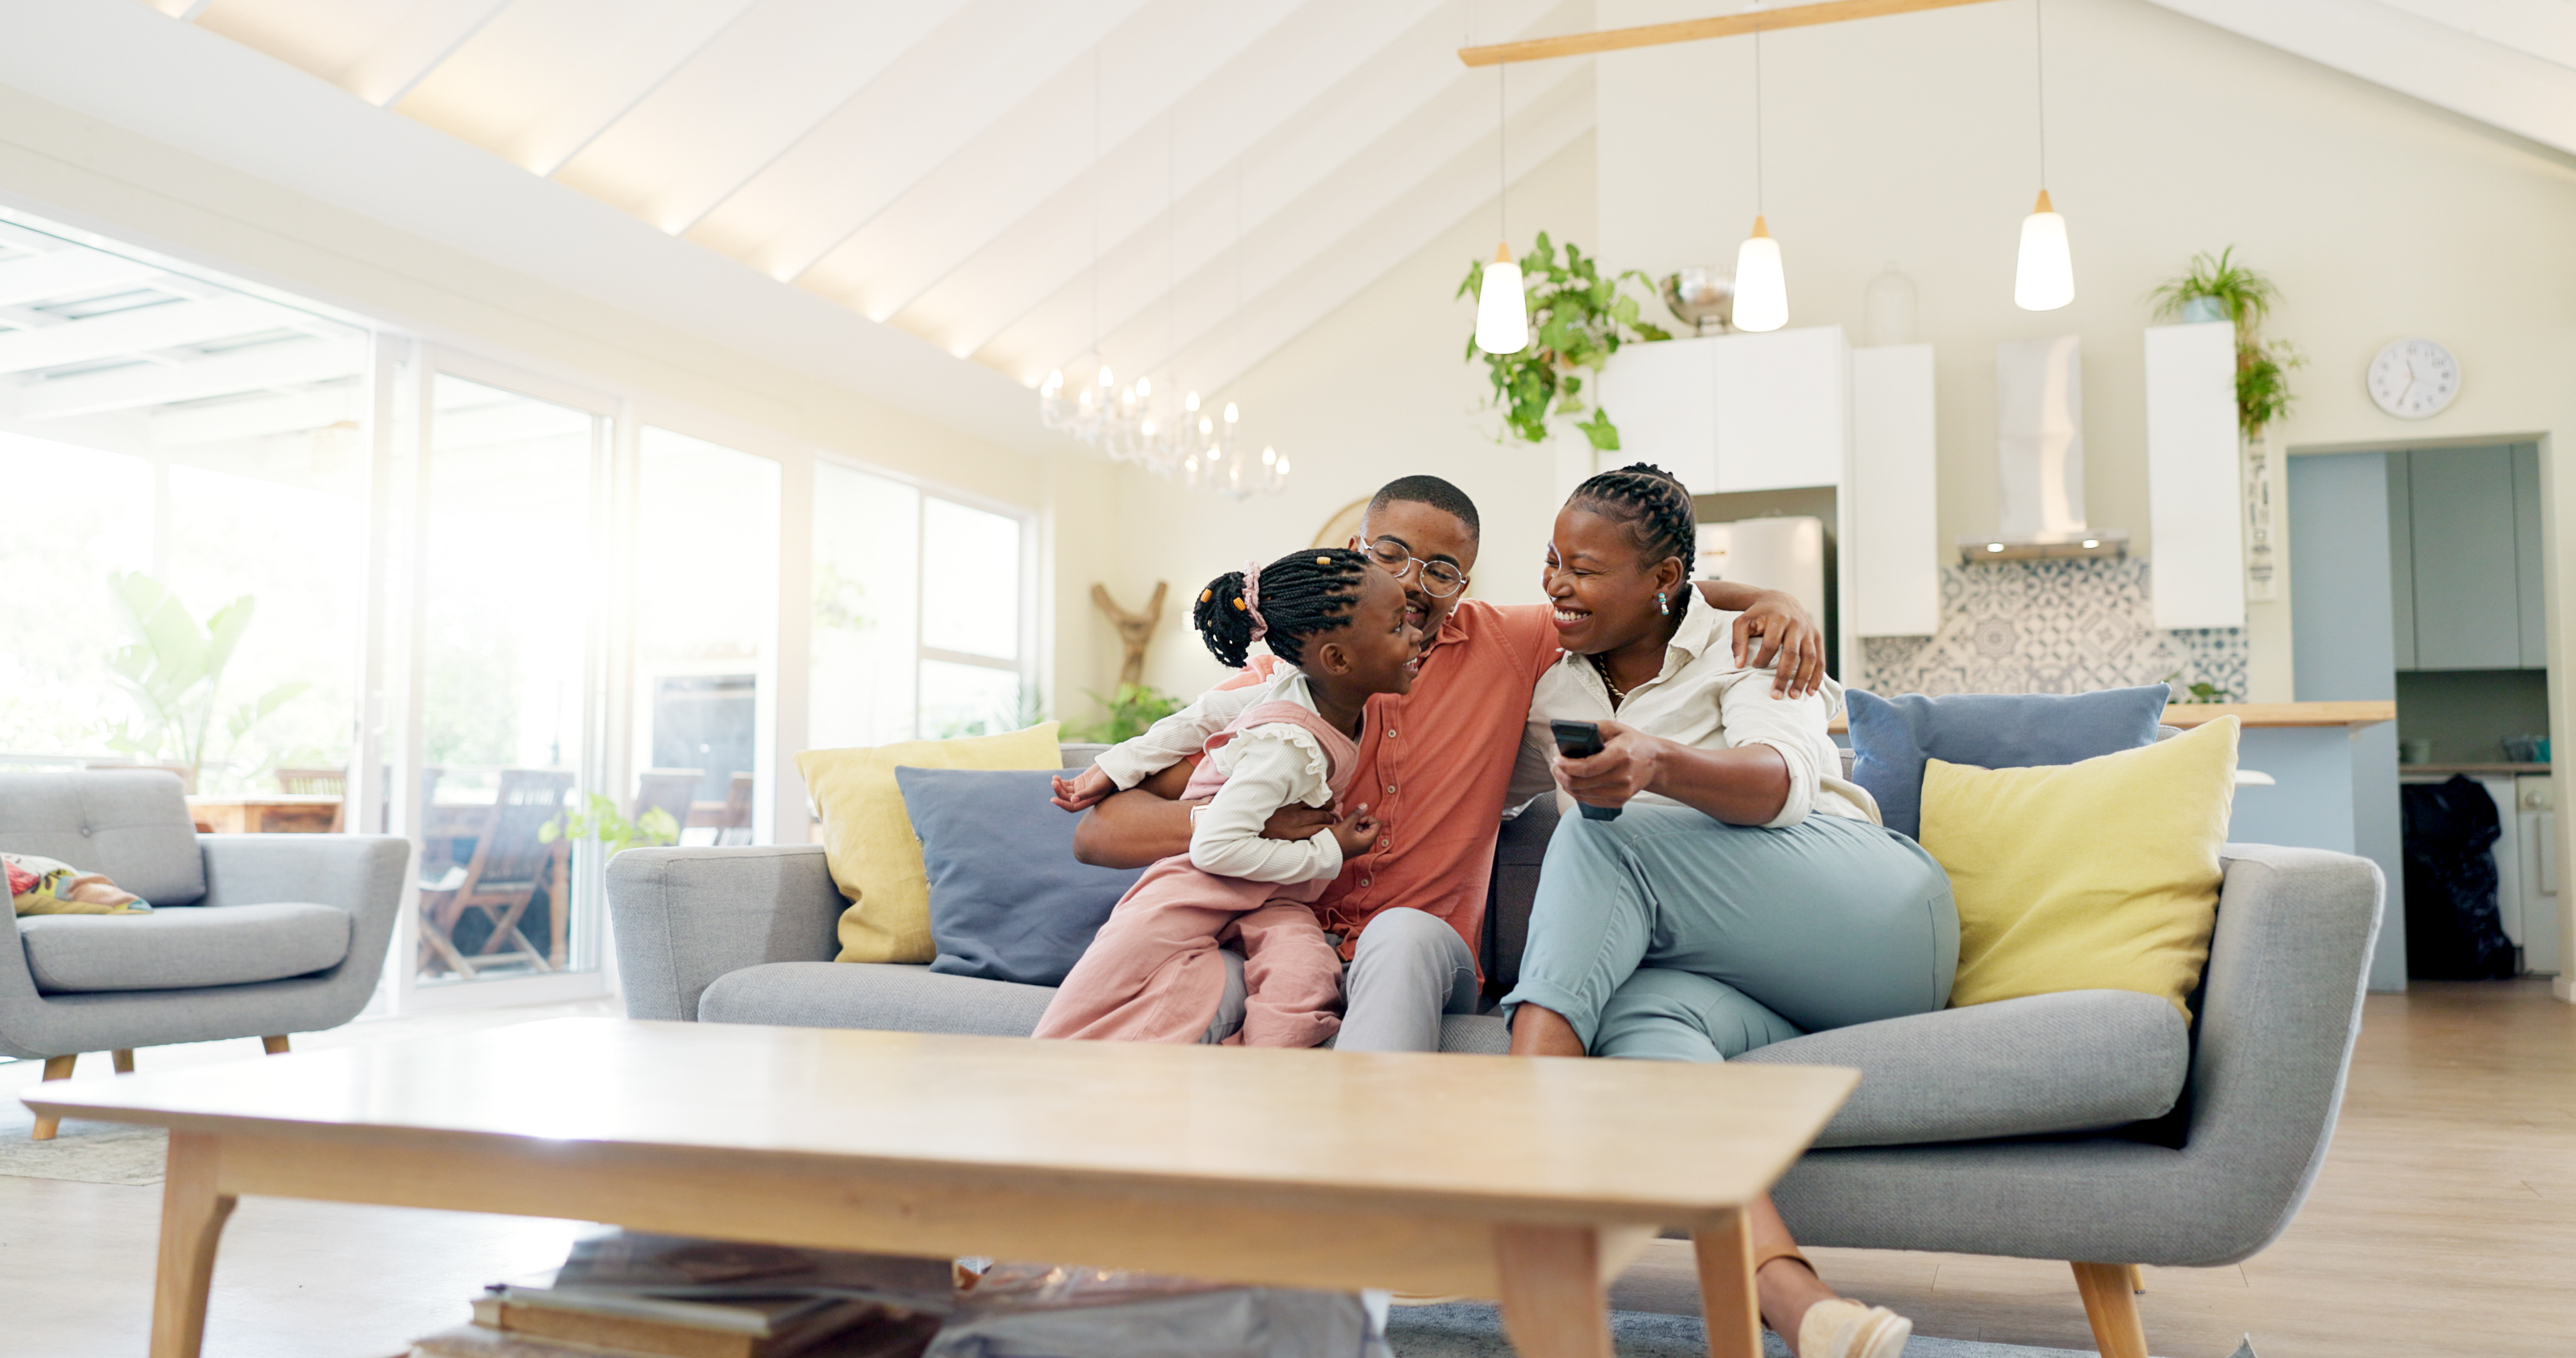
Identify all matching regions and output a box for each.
[56,0,2576,442]
[134,0,1593,405]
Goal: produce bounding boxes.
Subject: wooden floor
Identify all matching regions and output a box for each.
[0,983,2569,1357]
[1611,980,2576,1356]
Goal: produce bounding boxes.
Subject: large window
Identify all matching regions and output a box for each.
[809,461,1033,746]
[0,217,367,797]
[0,209,1043,1016]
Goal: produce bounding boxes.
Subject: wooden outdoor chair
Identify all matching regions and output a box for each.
[631,769,702,842]
[718,771,755,846]
[275,767,348,832]
[415,768,572,979]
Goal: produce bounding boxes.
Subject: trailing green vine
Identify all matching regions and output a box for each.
[1458,232,1669,450]
[2148,247,2305,436]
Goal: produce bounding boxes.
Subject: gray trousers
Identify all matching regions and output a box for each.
[1499,805,1958,1062]
[1201,907,1480,1051]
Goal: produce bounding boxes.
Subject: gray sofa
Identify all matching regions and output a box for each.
[607,749,2380,1357]
[2,771,406,1136]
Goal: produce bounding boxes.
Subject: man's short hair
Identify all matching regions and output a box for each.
[1367,475,1480,539]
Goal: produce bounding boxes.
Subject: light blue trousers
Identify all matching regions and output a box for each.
[1500,805,1958,1062]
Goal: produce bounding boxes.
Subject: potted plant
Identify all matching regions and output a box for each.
[1458,233,1670,450]
[2149,248,2304,601]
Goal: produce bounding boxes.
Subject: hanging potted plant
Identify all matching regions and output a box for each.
[1458,233,1670,450]
[2148,248,2305,602]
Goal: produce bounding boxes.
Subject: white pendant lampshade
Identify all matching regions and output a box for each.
[1474,243,1528,354]
[2014,190,2074,312]
[1732,218,1787,333]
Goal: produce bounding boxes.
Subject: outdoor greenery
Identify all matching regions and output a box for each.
[1078,683,1183,744]
[103,571,309,787]
[540,793,680,858]
[1457,232,1670,450]
[2148,247,2306,436]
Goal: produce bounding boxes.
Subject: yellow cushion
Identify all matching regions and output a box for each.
[796,722,1062,964]
[1923,716,2239,1018]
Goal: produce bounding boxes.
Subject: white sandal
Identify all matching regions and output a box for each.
[1797,1296,1914,1358]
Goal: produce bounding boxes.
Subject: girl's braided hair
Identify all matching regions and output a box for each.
[1570,461,1697,582]
[1194,546,1372,670]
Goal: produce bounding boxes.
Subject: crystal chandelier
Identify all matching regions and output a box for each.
[1180,399,1288,500]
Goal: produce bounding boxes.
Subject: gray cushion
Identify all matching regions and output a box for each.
[701,962,1520,1056]
[702,961,1060,1037]
[0,771,207,907]
[1846,684,2169,839]
[18,902,352,994]
[898,767,1145,987]
[1734,989,2189,1147]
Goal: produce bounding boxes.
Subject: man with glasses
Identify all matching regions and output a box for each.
[1060,475,1823,1052]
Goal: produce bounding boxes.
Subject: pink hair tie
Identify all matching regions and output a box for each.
[1240,558,1268,644]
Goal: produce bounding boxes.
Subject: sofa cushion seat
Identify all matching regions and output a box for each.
[700,962,1514,1055]
[1733,989,2190,1148]
[18,902,352,995]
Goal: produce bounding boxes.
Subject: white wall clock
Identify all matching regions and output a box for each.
[2367,338,2460,419]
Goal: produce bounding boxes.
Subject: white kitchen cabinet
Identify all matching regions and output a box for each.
[2143,322,2245,629]
[1597,326,1850,497]
[2386,444,2547,671]
[1851,343,1940,636]
[1597,334,1719,492]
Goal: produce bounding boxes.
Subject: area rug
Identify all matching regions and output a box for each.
[0,1096,168,1186]
[1383,1303,2179,1358]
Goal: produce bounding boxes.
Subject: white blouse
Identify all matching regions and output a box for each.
[1507,595,1879,827]
[1183,671,1348,884]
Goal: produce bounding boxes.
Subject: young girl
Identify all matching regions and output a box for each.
[1034,546,1421,1047]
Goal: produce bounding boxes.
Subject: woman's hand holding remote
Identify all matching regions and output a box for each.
[1552,719,1667,814]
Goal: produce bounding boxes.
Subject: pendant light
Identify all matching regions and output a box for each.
[1473,61,1528,355]
[1731,24,1788,333]
[2013,0,2074,311]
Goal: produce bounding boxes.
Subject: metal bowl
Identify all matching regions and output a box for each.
[1661,268,1735,334]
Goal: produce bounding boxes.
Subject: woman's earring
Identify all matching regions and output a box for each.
[1657,592,1669,616]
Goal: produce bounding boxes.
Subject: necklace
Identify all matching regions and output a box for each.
[1588,652,1626,705]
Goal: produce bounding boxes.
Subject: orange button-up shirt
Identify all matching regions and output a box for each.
[1189,601,1558,963]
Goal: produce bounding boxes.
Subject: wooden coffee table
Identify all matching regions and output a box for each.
[23,1018,1853,1358]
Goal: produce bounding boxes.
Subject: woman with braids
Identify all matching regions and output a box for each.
[1498,463,1953,1358]
[1033,547,1422,1047]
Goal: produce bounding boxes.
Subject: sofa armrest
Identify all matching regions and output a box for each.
[197,833,409,988]
[607,845,843,1022]
[2175,842,2384,1259]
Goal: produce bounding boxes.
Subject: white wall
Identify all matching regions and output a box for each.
[1106,135,1602,702]
[1592,0,2576,709]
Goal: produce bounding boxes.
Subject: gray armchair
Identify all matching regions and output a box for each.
[607,754,2381,1358]
[2,771,406,1137]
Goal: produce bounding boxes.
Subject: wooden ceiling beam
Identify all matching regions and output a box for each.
[1457,0,2003,67]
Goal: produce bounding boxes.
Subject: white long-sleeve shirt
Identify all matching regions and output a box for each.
[1507,595,1879,827]
[1174,670,1347,884]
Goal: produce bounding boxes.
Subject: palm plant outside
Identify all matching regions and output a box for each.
[103,571,308,788]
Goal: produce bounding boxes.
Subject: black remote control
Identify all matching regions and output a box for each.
[1550,719,1622,821]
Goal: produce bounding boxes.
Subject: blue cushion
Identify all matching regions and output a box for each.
[896,766,1146,987]
[1846,683,2171,840]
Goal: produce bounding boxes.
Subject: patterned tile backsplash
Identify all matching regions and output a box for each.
[1857,558,2247,699]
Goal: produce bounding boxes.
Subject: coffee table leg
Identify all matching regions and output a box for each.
[1494,1224,1613,1358]
[1693,1208,1760,1358]
[151,1132,236,1358]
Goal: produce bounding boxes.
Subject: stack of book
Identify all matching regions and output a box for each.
[406,1232,954,1358]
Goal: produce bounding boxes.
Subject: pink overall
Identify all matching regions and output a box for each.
[1033,701,1358,1048]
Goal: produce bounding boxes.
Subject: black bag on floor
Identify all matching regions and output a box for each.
[2400,775,2516,980]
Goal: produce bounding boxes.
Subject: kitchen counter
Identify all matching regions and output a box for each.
[2401,763,2551,776]
[2162,701,2396,728]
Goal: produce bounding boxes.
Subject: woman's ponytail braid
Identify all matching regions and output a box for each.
[1569,461,1698,582]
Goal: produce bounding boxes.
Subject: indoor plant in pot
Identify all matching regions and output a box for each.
[2149,248,2304,601]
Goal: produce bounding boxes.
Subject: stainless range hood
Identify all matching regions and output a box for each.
[1962,335,2127,563]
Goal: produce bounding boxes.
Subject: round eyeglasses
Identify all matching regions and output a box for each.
[1357,536,1468,597]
